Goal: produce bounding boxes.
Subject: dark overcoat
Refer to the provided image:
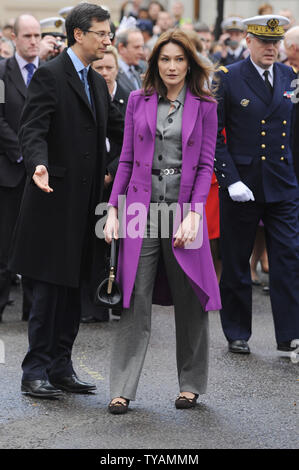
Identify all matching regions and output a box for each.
[9,50,124,288]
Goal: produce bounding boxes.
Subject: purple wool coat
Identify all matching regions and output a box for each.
[108,88,222,312]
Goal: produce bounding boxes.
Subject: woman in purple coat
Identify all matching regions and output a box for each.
[104,29,221,414]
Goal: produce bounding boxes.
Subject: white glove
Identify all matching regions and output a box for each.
[228,181,255,202]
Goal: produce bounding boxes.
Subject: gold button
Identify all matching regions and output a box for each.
[283,120,287,125]
[261,120,266,124]
[280,157,285,160]
[261,131,266,136]
[281,145,285,149]
[282,132,286,137]
[261,156,266,160]
[261,144,266,148]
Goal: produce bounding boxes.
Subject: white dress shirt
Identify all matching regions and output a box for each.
[250,57,274,86]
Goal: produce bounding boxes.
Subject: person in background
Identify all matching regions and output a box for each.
[0,14,42,323]
[278,9,296,31]
[172,1,185,27]
[258,4,273,16]
[0,37,15,58]
[39,17,67,61]
[284,26,299,184]
[194,22,214,61]
[213,17,247,66]
[148,1,164,26]
[104,29,221,414]
[136,19,156,53]
[155,11,174,36]
[115,28,144,92]
[2,24,14,40]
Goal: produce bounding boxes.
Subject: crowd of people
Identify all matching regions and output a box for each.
[0,1,299,413]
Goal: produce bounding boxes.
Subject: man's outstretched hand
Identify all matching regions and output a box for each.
[33,165,53,193]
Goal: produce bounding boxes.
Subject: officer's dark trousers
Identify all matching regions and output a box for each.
[22,280,81,381]
[0,180,32,318]
[219,191,299,344]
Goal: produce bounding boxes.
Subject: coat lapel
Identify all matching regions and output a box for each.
[265,64,286,118]
[241,57,272,105]
[182,88,200,152]
[144,92,158,138]
[62,51,96,122]
[7,57,27,98]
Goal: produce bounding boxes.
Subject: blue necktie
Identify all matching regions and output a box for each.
[25,63,35,87]
[80,68,92,105]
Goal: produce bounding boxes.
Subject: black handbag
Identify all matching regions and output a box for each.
[95,238,122,312]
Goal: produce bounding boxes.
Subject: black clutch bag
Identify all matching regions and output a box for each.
[95,238,122,312]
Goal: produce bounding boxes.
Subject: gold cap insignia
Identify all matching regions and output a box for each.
[55,19,63,28]
[240,99,250,107]
[267,18,279,31]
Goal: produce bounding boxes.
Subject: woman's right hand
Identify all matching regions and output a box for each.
[104,207,119,244]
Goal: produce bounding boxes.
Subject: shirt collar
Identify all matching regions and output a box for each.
[67,47,90,73]
[250,57,274,80]
[15,52,39,71]
[159,82,187,105]
[118,58,131,75]
[227,44,243,58]
[111,81,117,100]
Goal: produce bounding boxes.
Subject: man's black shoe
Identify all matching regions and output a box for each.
[228,340,250,354]
[21,379,63,398]
[81,315,108,323]
[49,374,97,393]
[277,341,297,352]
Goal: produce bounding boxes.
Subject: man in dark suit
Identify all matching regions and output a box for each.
[215,15,299,355]
[9,3,124,398]
[0,14,42,322]
[115,28,144,92]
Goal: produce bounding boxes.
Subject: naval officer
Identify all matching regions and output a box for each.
[214,15,299,354]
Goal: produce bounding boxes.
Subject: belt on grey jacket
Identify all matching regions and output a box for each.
[152,167,182,176]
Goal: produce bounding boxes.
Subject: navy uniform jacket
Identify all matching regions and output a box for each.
[214,56,298,202]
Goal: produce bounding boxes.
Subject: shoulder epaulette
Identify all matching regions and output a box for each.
[219,66,229,74]
[292,66,298,74]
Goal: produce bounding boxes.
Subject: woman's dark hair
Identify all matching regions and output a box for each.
[143,29,215,101]
[66,2,110,46]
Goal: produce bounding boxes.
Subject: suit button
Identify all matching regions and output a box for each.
[168,118,173,123]
[281,145,285,149]
[84,152,90,159]
[159,175,163,181]
[261,131,266,136]
[282,132,286,137]
[261,156,266,160]
[187,140,194,146]
[283,120,287,125]
[280,156,285,160]
[158,155,163,161]
[82,177,88,184]
[133,185,137,192]
[159,195,164,201]
[261,144,266,149]
[136,161,140,166]
[261,120,266,124]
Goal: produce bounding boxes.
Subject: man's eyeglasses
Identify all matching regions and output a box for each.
[85,30,114,40]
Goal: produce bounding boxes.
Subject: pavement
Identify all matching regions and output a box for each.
[0,272,298,450]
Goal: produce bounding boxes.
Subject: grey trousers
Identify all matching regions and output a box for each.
[110,207,209,401]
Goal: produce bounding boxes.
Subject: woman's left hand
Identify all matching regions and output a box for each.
[174,211,202,248]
